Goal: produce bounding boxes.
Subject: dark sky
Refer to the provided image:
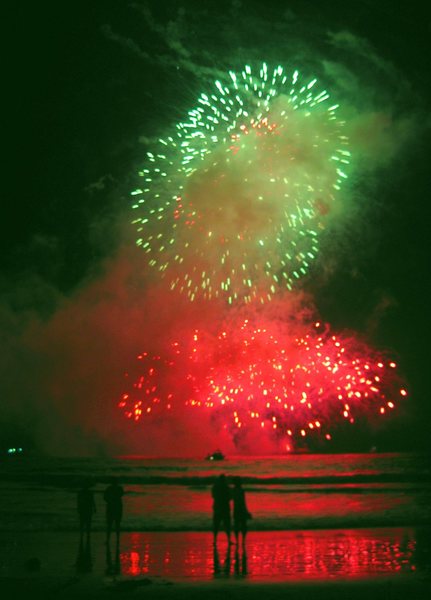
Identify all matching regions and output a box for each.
[2,0,431,454]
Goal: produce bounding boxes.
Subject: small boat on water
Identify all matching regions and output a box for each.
[205,450,225,461]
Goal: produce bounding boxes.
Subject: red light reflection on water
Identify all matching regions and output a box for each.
[252,489,410,527]
[119,528,418,580]
[124,485,413,532]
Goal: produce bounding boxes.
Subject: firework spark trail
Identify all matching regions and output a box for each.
[131,64,350,304]
[119,318,406,449]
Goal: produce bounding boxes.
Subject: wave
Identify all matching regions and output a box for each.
[1,516,431,534]
[2,472,431,489]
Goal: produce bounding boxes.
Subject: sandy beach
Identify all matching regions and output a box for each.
[1,528,429,599]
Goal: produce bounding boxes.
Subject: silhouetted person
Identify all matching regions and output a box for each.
[232,476,251,547]
[77,481,96,543]
[213,543,221,575]
[234,546,248,577]
[213,541,232,577]
[104,478,124,546]
[211,474,232,544]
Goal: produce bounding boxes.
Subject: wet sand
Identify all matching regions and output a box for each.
[0,529,429,599]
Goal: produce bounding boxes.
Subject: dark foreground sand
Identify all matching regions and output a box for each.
[0,529,429,599]
[1,575,430,600]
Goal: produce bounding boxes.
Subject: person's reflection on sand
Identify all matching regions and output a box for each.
[213,543,232,577]
[105,540,121,576]
[234,546,248,577]
[75,537,92,573]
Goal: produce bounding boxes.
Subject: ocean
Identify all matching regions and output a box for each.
[1,452,430,532]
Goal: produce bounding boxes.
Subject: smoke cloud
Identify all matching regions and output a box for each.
[1,1,425,455]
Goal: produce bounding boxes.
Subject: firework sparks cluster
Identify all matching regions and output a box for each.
[131,64,350,304]
[122,63,407,450]
[120,318,406,448]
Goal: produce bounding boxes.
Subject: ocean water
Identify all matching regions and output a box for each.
[1,452,430,533]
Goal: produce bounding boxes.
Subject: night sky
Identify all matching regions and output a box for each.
[2,0,431,455]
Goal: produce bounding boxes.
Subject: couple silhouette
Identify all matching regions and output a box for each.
[76,478,124,575]
[77,478,124,544]
[211,475,252,547]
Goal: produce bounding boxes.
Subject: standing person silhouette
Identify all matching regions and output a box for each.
[77,481,96,543]
[232,476,251,547]
[103,478,124,547]
[211,474,232,545]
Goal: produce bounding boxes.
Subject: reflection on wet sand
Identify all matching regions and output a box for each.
[213,543,248,578]
[119,528,422,580]
[75,537,93,573]
[106,539,121,576]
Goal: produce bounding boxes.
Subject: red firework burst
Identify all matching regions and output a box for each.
[119,318,406,450]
